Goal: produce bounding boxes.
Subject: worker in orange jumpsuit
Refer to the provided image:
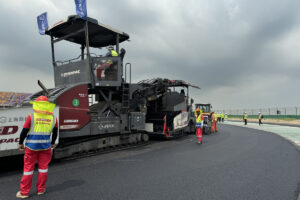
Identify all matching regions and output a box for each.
[16,96,58,199]
[195,108,204,144]
[212,112,218,132]
[211,112,215,133]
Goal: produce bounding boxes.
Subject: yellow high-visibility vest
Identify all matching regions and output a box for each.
[25,112,56,150]
[26,101,56,150]
[111,50,118,57]
[107,50,119,64]
[32,113,55,134]
[196,114,203,128]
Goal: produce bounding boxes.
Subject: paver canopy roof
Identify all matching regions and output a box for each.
[45,15,130,48]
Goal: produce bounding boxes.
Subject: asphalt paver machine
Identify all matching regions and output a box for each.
[42,15,151,158]
[0,15,146,159]
[135,78,199,138]
[0,15,199,158]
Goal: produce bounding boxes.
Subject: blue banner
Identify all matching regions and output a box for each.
[37,12,48,35]
[75,0,87,19]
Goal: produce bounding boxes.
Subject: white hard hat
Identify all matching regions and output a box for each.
[107,45,114,50]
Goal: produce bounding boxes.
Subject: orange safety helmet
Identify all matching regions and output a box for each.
[35,96,49,102]
[196,108,201,111]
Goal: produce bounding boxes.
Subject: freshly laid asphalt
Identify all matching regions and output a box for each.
[1,124,300,200]
[226,120,300,148]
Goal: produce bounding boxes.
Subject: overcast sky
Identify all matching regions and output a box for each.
[1,0,300,110]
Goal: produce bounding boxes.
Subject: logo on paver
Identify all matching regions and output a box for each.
[72,99,80,107]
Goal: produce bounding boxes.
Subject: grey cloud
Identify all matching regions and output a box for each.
[1,0,300,109]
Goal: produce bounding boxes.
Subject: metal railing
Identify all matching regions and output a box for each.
[215,107,300,119]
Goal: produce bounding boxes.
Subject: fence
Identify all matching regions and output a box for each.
[215,107,300,119]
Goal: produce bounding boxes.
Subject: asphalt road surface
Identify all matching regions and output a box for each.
[1,125,300,200]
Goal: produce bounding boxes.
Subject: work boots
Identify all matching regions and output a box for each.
[16,191,29,199]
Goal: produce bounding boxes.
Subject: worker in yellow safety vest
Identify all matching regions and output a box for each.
[16,96,58,199]
[106,45,119,63]
[217,112,221,122]
[243,112,248,125]
[225,113,228,121]
[96,45,119,80]
[258,112,263,125]
[194,108,204,144]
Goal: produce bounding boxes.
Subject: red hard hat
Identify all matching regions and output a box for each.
[36,96,48,102]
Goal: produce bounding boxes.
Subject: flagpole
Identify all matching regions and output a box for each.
[83,0,94,87]
[85,21,90,58]
[85,0,90,58]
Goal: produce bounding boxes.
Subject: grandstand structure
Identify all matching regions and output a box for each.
[0,92,31,108]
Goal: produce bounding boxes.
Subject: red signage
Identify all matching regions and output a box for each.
[0,126,19,135]
[0,138,19,144]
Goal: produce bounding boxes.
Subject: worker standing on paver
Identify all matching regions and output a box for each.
[243,112,248,125]
[16,96,58,199]
[221,113,224,123]
[96,45,119,80]
[258,112,263,125]
[195,108,204,144]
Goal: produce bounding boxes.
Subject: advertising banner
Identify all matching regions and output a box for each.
[173,111,188,130]
[0,107,59,154]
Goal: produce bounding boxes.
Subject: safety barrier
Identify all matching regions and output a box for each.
[216,107,300,116]
[228,115,300,120]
